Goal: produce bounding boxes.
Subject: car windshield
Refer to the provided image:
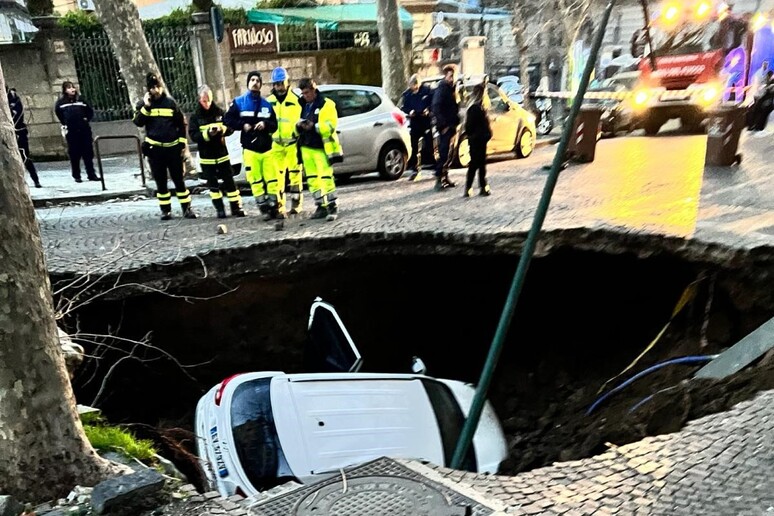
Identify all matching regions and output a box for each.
[649,19,721,56]
[230,378,294,490]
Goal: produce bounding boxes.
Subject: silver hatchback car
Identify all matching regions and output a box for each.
[222,84,412,182]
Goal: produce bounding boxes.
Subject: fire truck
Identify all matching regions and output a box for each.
[629,0,774,135]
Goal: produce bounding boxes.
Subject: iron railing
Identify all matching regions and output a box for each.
[69,26,198,121]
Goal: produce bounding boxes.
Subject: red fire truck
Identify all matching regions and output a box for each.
[629,0,774,134]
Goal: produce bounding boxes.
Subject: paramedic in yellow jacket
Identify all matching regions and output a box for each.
[295,78,343,221]
[267,67,304,215]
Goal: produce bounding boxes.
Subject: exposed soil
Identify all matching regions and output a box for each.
[56,246,774,482]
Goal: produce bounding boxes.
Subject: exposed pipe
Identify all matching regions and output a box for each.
[585,355,718,416]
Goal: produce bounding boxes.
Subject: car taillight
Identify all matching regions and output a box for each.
[391,109,406,126]
[214,374,242,406]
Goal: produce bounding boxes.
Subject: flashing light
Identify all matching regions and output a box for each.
[664,5,680,21]
[752,12,767,32]
[695,1,711,19]
[634,90,650,106]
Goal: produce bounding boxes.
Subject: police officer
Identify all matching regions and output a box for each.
[296,78,342,221]
[7,87,41,188]
[224,71,279,220]
[133,72,196,220]
[400,74,435,181]
[54,81,97,183]
[189,85,245,219]
[267,67,304,215]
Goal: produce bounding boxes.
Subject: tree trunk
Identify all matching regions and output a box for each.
[92,0,196,175]
[0,63,117,503]
[92,0,161,107]
[376,0,407,103]
[511,9,533,110]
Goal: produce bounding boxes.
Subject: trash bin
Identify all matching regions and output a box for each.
[705,106,744,166]
[566,106,603,163]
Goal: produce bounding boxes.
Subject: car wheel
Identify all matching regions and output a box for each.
[378,142,406,180]
[515,128,534,158]
[455,134,471,168]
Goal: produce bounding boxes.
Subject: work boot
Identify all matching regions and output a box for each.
[262,210,275,221]
[74,177,83,183]
[442,175,457,188]
[288,194,302,215]
[326,203,338,221]
[480,184,492,196]
[183,207,198,219]
[160,211,173,221]
[310,205,328,220]
[34,182,42,188]
[230,201,246,217]
[408,171,421,182]
[213,198,227,219]
[87,174,100,182]
[463,187,473,198]
[216,209,227,219]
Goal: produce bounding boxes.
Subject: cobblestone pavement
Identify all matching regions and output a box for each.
[37,132,774,274]
[418,389,774,515]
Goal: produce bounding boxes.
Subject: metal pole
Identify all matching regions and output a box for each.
[94,137,106,192]
[214,34,228,105]
[315,22,321,50]
[639,0,658,71]
[275,22,281,53]
[450,0,619,470]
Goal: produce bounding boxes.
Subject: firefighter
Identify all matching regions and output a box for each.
[224,71,280,220]
[295,78,343,221]
[133,72,197,221]
[267,67,305,215]
[54,81,98,183]
[189,85,245,218]
[7,87,41,188]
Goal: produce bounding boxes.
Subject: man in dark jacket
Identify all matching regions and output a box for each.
[189,85,245,219]
[400,74,435,181]
[431,64,460,191]
[7,87,41,188]
[224,71,280,220]
[54,81,97,183]
[133,72,196,220]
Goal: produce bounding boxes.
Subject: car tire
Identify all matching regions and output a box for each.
[454,134,471,168]
[377,142,407,180]
[515,128,534,158]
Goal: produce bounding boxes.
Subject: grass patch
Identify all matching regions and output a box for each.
[81,413,157,462]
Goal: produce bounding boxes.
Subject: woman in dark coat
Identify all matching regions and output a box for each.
[463,83,493,197]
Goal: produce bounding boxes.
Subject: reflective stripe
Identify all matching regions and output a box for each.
[61,102,87,108]
[210,191,223,200]
[239,111,256,117]
[140,107,151,116]
[200,123,225,132]
[273,137,297,145]
[149,108,175,117]
[157,192,172,205]
[226,190,240,198]
[199,156,230,165]
[145,137,181,147]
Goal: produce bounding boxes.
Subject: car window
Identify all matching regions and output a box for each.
[487,84,508,113]
[421,379,477,471]
[230,378,294,490]
[326,89,379,118]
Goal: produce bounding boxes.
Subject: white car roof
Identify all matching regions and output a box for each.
[318,84,386,95]
[269,373,445,478]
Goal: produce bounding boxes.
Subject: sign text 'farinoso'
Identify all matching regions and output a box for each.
[229,24,278,53]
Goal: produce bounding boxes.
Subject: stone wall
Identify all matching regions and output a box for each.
[0,22,77,159]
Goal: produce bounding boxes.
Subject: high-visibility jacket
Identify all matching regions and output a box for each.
[188,102,232,164]
[133,94,187,147]
[267,89,303,146]
[297,91,343,164]
[223,91,277,153]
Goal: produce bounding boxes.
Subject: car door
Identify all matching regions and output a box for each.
[305,297,362,373]
[322,88,382,174]
[486,84,515,153]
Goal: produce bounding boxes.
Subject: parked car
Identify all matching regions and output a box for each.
[221,84,411,182]
[195,298,508,497]
[586,71,641,137]
[422,76,537,168]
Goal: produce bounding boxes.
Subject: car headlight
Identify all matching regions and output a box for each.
[696,83,721,108]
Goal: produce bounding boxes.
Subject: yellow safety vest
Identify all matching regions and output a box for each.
[316,97,343,163]
[267,90,303,146]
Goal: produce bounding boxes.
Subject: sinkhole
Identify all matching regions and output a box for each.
[53,235,774,485]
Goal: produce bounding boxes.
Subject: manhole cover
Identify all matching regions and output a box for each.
[293,476,468,516]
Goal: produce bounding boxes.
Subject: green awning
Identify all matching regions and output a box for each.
[247,5,414,32]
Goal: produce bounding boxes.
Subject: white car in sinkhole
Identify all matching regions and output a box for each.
[195,297,508,497]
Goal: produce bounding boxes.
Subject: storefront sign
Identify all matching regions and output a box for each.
[229,24,278,54]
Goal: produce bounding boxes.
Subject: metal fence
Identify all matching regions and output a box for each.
[69,26,198,121]
[277,24,381,52]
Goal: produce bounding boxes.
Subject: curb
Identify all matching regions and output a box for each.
[32,189,148,208]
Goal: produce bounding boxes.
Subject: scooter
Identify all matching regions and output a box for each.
[532,97,554,136]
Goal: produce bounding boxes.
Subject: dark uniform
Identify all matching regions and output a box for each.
[400,83,436,176]
[7,87,41,187]
[133,73,195,220]
[431,78,461,189]
[54,81,97,182]
[188,99,245,218]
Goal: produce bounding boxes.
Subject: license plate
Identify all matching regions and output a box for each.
[210,426,229,478]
